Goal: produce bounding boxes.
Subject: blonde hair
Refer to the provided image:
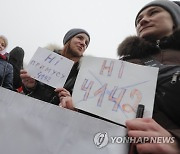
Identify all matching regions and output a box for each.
[0,35,8,48]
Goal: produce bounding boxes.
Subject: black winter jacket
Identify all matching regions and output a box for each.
[117,29,180,145]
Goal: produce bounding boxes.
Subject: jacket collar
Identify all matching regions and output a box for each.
[0,54,7,60]
[117,29,180,59]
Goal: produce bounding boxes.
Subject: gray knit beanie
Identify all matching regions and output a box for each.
[135,0,180,29]
[63,28,90,45]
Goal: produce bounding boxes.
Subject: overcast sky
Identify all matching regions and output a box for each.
[1,0,170,64]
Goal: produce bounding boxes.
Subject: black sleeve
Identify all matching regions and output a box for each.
[23,81,59,105]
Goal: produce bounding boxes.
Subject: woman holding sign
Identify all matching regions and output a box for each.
[57,1,180,153]
[20,28,90,105]
[117,0,180,153]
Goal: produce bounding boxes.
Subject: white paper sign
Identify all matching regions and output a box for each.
[0,87,128,154]
[72,56,159,125]
[26,47,74,88]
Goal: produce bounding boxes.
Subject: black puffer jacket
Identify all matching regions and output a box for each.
[117,29,180,144]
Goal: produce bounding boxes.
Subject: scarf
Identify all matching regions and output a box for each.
[0,54,7,60]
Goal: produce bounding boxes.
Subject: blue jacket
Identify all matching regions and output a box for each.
[0,57,13,90]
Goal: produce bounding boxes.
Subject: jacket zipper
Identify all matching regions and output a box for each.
[158,69,180,85]
[171,71,180,84]
[156,40,160,48]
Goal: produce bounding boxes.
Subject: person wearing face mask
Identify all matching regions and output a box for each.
[117,0,180,153]
[20,28,90,105]
[0,35,13,90]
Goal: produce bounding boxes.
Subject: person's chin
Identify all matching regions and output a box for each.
[77,49,84,55]
[73,51,83,57]
[139,30,154,39]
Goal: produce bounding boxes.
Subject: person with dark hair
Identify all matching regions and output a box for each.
[117,0,180,153]
[0,35,13,90]
[9,46,24,92]
[174,1,180,7]
[20,28,90,105]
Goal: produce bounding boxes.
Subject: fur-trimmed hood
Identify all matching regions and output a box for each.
[117,29,180,59]
[44,44,62,53]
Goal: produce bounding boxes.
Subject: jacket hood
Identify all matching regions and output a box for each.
[117,29,180,59]
[9,47,24,69]
[44,44,62,53]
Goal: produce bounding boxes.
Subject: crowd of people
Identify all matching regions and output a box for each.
[1,0,180,153]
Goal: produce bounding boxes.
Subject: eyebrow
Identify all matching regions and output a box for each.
[136,7,160,24]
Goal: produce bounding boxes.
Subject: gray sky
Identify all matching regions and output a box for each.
[1,0,160,64]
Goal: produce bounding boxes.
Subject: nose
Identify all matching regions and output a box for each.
[138,15,150,27]
[136,15,150,34]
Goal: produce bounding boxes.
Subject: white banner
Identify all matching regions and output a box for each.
[0,87,128,154]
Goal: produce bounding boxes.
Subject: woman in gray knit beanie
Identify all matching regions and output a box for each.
[61,28,90,62]
[117,0,180,153]
[135,0,180,40]
[63,28,90,45]
[20,28,90,105]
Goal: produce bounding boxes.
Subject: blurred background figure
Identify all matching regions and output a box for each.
[173,1,180,7]
[0,35,13,90]
[9,46,24,92]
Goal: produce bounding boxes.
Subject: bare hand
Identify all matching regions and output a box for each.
[55,88,75,110]
[126,118,180,154]
[20,69,36,89]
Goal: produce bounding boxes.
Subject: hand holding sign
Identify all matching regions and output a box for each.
[26,47,74,88]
